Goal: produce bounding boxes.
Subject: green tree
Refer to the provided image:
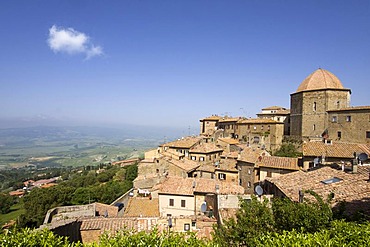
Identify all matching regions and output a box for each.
[0,193,14,214]
[274,143,302,157]
[213,196,274,247]
[272,191,332,233]
[124,164,138,181]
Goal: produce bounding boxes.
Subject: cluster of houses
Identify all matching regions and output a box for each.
[40,68,370,243]
[8,177,59,198]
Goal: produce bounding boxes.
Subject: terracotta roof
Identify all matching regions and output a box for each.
[221,151,239,159]
[200,115,222,121]
[238,118,282,124]
[218,138,240,145]
[262,106,287,110]
[296,68,348,93]
[9,190,25,196]
[327,106,370,112]
[196,164,216,173]
[237,147,270,163]
[124,198,160,217]
[162,137,202,149]
[303,142,370,159]
[167,158,200,172]
[217,159,238,172]
[256,156,299,171]
[190,143,223,154]
[158,177,244,196]
[80,217,141,231]
[218,117,241,123]
[265,166,370,214]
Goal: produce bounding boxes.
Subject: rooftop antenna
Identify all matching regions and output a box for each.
[358,153,368,164]
[200,202,207,213]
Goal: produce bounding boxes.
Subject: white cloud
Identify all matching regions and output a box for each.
[47,25,103,59]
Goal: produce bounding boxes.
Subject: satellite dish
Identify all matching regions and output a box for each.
[313,158,320,166]
[255,185,263,196]
[200,202,207,213]
[358,153,368,162]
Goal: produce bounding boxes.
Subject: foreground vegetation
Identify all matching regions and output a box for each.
[2,192,369,246]
[1,220,369,247]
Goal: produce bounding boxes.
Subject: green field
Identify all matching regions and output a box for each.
[0,203,25,226]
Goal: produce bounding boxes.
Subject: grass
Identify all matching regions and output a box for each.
[0,202,25,226]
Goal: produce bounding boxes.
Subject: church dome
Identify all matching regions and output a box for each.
[296,68,345,92]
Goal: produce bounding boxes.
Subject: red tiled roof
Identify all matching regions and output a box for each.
[256,156,299,171]
[162,137,202,149]
[303,142,370,159]
[190,143,223,154]
[124,198,159,217]
[167,158,200,172]
[266,166,370,214]
[237,147,270,163]
[158,177,244,196]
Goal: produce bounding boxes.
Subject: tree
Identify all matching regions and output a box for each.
[274,143,302,157]
[272,191,333,233]
[213,196,274,247]
[0,193,14,214]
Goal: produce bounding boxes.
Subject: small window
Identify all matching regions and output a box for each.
[267,170,272,178]
[253,136,260,144]
[332,116,337,123]
[199,157,204,161]
[239,179,242,185]
[337,131,342,139]
[346,116,351,122]
[169,199,174,206]
[337,101,340,109]
[184,223,190,231]
[247,181,251,188]
[321,177,342,184]
[366,131,370,139]
[253,126,257,130]
[191,156,196,161]
[313,102,317,112]
[313,124,316,131]
[277,117,280,121]
[191,221,196,227]
[248,169,251,175]
[218,173,226,180]
[181,200,186,207]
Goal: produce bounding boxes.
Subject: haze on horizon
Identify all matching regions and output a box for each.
[1,1,369,130]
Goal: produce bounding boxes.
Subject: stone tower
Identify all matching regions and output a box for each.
[290,68,351,141]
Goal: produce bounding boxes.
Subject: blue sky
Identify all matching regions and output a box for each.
[0,1,369,132]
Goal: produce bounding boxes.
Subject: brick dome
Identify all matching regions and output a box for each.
[297,68,345,92]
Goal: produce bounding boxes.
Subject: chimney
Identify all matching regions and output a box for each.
[352,153,358,174]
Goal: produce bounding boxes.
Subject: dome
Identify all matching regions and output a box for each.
[296,68,345,92]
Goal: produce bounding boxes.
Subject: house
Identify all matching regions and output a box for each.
[155,177,244,218]
[236,146,300,194]
[257,106,290,135]
[264,166,370,218]
[302,141,370,169]
[188,142,223,164]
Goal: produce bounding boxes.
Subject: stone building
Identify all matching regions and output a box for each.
[257,106,290,135]
[290,68,352,141]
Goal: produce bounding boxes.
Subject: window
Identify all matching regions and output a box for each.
[267,170,272,178]
[247,181,251,188]
[169,199,174,206]
[346,116,352,122]
[366,131,370,139]
[191,156,196,161]
[313,102,317,111]
[253,126,257,130]
[218,173,226,180]
[239,179,242,185]
[253,136,260,144]
[199,157,204,161]
[261,125,264,130]
[313,124,316,131]
[184,223,190,231]
[337,101,340,109]
[321,177,342,184]
[277,117,280,121]
[337,131,342,139]
[332,116,337,123]
[181,200,186,207]
[248,169,251,175]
